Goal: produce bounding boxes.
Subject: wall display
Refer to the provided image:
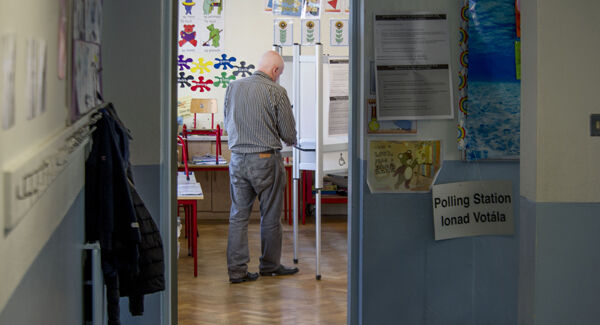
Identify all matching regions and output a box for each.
[432,180,515,240]
[264,0,273,11]
[176,53,254,95]
[272,0,302,17]
[1,34,17,130]
[178,0,225,55]
[71,0,103,122]
[373,13,453,120]
[274,20,294,46]
[302,0,321,19]
[25,39,47,120]
[58,0,68,80]
[73,41,100,115]
[456,0,469,151]
[367,140,441,193]
[301,19,320,45]
[366,98,417,134]
[464,0,520,160]
[328,58,349,136]
[329,19,348,46]
[324,0,342,12]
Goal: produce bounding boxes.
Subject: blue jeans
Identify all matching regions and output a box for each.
[227,151,286,278]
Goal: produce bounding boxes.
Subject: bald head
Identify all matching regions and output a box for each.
[257,50,285,82]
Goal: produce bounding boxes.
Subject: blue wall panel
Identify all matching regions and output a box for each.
[361,161,519,325]
[534,203,600,325]
[118,164,163,325]
[0,192,85,325]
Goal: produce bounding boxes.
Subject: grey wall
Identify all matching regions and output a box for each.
[102,0,164,167]
[0,192,85,325]
[102,1,167,323]
[519,199,600,325]
[359,161,519,324]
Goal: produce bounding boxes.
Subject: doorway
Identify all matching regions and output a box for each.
[170,1,355,324]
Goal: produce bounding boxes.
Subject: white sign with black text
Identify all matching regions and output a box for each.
[432,180,514,241]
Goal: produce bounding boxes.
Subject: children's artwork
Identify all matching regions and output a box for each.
[264,0,273,11]
[213,53,237,70]
[58,0,67,79]
[191,76,214,92]
[71,0,103,123]
[213,72,236,88]
[302,0,321,19]
[274,20,293,46]
[1,34,17,129]
[191,57,214,73]
[73,41,101,115]
[178,0,225,54]
[301,19,320,45]
[367,140,442,193]
[272,0,302,17]
[330,19,348,46]
[232,61,255,77]
[366,99,417,134]
[85,0,102,43]
[324,0,341,12]
[465,0,520,160]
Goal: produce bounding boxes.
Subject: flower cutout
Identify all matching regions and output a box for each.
[306,21,315,29]
[335,21,344,29]
[279,21,288,29]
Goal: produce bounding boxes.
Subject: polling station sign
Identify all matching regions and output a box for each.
[432,180,514,240]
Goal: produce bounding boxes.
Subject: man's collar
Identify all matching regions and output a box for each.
[253,70,273,81]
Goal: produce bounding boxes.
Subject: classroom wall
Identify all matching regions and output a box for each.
[354,0,520,323]
[177,0,350,129]
[0,0,85,320]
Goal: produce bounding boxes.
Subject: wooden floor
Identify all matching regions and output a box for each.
[177,217,348,325]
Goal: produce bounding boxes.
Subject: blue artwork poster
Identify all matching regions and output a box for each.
[466,0,520,160]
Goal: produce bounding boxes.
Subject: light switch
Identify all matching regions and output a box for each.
[592,114,600,136]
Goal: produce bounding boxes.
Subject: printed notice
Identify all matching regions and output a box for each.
[432,180,515,241]
[373,13,453,120]
[1,34,17,129]
[328,59,349,136]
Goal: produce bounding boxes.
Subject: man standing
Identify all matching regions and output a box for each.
[224,50,299,283]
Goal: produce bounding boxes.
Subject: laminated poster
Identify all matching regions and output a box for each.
[301,19,320,45]
[366,98,417,134]
[302,0,321,19]
[373,13,453,120]
[272,0,302,17]
[178,0,225,54]
[324,0,342,12]
[330,19,348,46]
[1,34,16,130]
[464,0,520,160]
[368,140,441,193]
[274,20,293,46]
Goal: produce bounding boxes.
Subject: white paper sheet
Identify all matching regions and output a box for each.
[1,34,16,129]
[328,59,349,136]
[373,13,453,120]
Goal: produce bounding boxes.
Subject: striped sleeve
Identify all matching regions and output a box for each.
[276,88,297,146]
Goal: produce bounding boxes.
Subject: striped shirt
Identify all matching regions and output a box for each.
[224,71,297,153]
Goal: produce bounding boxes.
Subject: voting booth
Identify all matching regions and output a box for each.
[278,44,349,279]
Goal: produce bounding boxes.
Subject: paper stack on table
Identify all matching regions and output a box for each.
[178,172,203,197]
[191,153,227,165]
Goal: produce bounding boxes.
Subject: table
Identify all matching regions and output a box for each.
[177,172,204,277]
[177,162,294,223]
